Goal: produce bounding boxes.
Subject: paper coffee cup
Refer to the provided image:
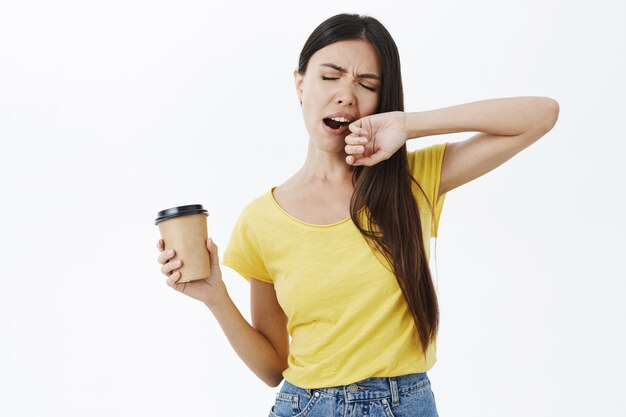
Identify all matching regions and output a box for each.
[155,204,211,283]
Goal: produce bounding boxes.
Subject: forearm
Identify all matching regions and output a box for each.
[206,291,286,387]
[405,96,559,139]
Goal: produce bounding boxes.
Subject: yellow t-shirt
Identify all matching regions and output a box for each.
[222,142,448,389]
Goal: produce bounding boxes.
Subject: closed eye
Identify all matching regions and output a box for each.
[323,77,377,92]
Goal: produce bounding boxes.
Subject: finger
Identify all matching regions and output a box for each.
[345,135,368,145]
[161,258,182,275]
[157,248,176,264]
[207,238,220,271]
[166,270,182,287]
[352,150,392,167]
[345,144,365,155]
[346,153,364,165]
[348,119,366,134]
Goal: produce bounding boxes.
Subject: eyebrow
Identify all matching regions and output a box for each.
[320,63,381,81]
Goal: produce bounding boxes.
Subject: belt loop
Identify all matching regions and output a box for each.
[388,377,400,406]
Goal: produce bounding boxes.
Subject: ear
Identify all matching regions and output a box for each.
[293,69,303,105]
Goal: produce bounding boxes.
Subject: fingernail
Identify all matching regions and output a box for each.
[167,249,174,255]
[360,138,367,144]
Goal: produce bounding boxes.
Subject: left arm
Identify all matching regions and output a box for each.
[346,96,560,198]
[406,96,560,197]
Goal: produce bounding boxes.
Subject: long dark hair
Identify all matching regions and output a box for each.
[298,13,439,356]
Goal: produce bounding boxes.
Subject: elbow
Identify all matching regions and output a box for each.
[265,374,284,388]
[268,379,283,388]
[264,367,287,388]
[540,97,560,133]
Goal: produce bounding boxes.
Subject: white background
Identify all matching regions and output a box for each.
[1,1,624,416]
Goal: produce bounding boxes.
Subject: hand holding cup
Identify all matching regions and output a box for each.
[157,238,226,307]
[155,204,227,307]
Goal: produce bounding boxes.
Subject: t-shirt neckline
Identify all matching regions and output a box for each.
[268,186,356,228]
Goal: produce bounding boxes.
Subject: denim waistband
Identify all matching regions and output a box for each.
[280,372,430,405]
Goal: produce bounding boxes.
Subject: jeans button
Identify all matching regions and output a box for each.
[347,384,358,393]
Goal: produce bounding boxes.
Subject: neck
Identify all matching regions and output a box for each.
[296,139,355,185]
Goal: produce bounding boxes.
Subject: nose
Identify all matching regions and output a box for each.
[337,97,354,105]
[336,84,356,106]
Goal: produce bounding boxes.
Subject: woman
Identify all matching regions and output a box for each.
[156,13,558,417]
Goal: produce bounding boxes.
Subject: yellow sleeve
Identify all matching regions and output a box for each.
[408,142,448,237]
[222,207,272,284]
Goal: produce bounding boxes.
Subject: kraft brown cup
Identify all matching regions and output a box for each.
[155,205,211,283]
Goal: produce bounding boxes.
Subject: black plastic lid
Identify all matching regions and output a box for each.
[155,204,209,225]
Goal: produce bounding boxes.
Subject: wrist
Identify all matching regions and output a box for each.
[404,111,425,139]
[204,280,230,310]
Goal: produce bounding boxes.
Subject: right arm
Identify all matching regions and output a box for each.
[157,238,288,387]
[207,288,288,387]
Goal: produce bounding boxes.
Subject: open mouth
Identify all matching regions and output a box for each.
[323,116,352,130]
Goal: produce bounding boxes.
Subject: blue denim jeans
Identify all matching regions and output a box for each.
[268,372,439,417]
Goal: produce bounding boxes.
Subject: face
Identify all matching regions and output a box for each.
[294,39,382,151]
